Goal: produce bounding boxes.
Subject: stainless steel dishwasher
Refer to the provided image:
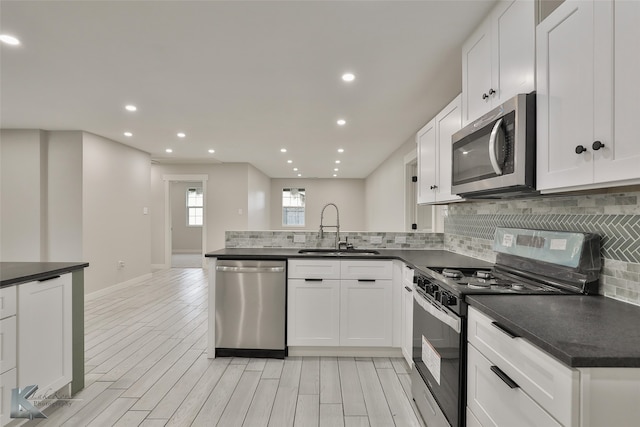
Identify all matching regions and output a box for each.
[214,259,287,358]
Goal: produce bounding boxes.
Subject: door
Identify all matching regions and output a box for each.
[170,181,204,268]
[536,0,595,190]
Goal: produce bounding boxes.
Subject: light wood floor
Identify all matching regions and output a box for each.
[17,268,425,427]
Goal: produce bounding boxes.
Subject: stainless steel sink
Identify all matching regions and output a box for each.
[297,249,380,255]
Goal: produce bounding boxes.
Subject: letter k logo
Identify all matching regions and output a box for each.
[10,385,47,420]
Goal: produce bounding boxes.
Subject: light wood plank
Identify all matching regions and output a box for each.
[268,357,303,427]
[397,372,426,427]
[57,387,123,426]
[338,358,367,416]
[190,363,246,425]
[243,379,279,427]
[294,394,320,427]
[355,360,394,427]
[112,410,150,427]
[344,416,370,427]
[320,403,344,427]
[391,357,409,375]
[377,367,422,427]
[33,381,112,426]
[262,359,284,379]
[299,356,320,395]
[372,358,392,369]
[320,357,342,404]
[217,370,262,427]
[246,358,267,372]
[86,397,137,427]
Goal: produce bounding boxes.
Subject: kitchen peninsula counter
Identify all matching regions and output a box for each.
[0,261,88,288]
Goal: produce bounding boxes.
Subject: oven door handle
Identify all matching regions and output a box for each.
[488,117,504,176]
[414,293,461,333]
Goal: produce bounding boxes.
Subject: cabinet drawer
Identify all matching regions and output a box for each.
[341,260,392,280]
[0,316,17,374]
[467,344,562,427]
[1,368,16,426]
[468,307,579,426]
[0,286,16,319]
[288,259,340,279]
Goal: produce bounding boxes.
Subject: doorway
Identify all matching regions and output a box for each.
[163,174,208,269]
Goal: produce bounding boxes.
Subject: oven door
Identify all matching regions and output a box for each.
[412,290,464,427]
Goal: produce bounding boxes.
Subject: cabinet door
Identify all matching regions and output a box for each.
[0,316,16,374]
[462,19,493,125]
[492,0,535,104]
[401,284,414,367]
[536,0,596,191]
[287,279,340,346]
[18,274,72,394]
[416,119,437,204]
[435,94,462,203]
[340,279,392,346]
[594,0,640,184]
[1,368,16,426]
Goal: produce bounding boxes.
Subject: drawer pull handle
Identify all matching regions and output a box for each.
[404,286,412,292]
[491,321,519,338]
[358,279,376,282]
[304,278,323,282]
[491,365,519,389]
[38,275,60,282]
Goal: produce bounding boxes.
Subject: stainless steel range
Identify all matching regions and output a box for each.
[411,227,601,427]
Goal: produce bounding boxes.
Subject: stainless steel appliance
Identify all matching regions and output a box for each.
[215,259,287,358]
[451,93,536,198]
[411,228,601,427]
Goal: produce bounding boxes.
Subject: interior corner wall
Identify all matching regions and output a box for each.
[365,136,416,232]
[269,178,365,231]
[247,165,271,230]
[150,162,252,265]
[0,129,45,261]
[82,132,151,294]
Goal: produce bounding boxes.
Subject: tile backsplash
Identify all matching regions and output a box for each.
[225,231,444,250]
[444,190,640,306]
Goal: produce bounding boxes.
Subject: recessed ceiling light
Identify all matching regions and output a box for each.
[342,72,355,82]
[125,105,137,112]
[280,148,287,153]
[335,160,341,164]
[123,132,133,137]
[297,173,302,177]
[177,132,186,138]
[333,174,337,177]
[165,148,173,153]
[0,35,20,45]
[293,167,298,171]
[208,149,215,154]
[337,119,346,126]
[287,160,293,164]
[334,168,339,172]
[338,148,344,153]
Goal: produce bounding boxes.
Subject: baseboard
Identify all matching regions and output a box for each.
[287,346,402,358]
[171,250,202,254]
[85,273,152,301]
[151,263,168,271]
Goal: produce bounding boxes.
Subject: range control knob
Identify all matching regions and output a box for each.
[440,293,458,306]
[434,290,441,301]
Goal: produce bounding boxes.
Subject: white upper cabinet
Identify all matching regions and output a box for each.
[417,95,463,205]
[537,0,640,193]
[462,0,535,125]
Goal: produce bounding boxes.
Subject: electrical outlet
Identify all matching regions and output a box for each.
[370,235,383,244]
[293,234,306,243]
[118,260,125,269]
[395,236,407,244]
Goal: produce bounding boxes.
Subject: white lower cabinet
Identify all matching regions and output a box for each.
[287,259,396,348]
[287,278,340,346]
[467,306,640,427]
[1,368,16,426]
[18,274,72,396]
[340,279,392,346]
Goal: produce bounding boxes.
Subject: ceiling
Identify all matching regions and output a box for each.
[0,0,496,178]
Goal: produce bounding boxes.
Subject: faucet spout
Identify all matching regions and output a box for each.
[319,203,340,249]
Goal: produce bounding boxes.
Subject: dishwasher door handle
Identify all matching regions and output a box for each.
[215,266,285,273]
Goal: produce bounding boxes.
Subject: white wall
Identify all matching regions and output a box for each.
[0,130,45,261]
[170,181,203,253]
[150,162,254,264]
[82,132,151,294]
[364,137,416,231]
[270,178,365,231]
[247,164,271,230]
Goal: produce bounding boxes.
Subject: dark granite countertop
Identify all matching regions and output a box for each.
[1,262,89,288]
[467,294,640,368]
[205,248,493,272]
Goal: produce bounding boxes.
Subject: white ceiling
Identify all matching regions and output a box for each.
[0,0,496,178]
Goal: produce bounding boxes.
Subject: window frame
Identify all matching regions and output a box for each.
[186,186,204,227]
[282,187,306,227]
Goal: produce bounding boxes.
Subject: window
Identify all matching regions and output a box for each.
[186,187,203,226]
[282,188,305,226]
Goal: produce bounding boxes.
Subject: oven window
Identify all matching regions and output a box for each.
[413,296,463,427]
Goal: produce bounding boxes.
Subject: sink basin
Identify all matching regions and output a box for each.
[298,249,380,255]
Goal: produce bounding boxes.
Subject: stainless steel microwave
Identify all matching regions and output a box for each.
[451,93,536,198]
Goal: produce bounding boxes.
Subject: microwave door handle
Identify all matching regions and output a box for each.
[489,117,504,176]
